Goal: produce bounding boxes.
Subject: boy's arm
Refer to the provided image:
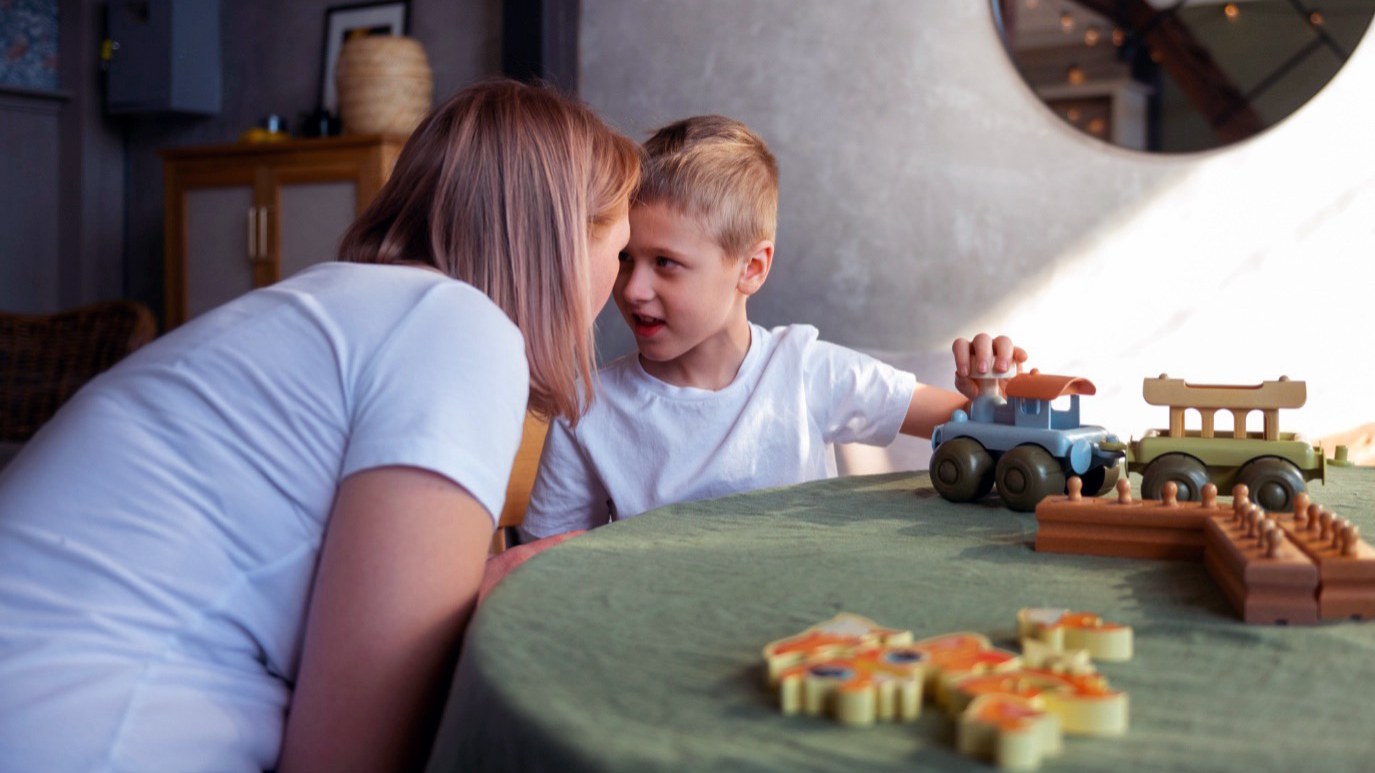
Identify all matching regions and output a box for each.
[899,384,971,439]
[518,418,612,541]
[899,333,1027,438]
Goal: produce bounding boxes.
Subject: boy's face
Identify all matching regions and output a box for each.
[614,201,749,370]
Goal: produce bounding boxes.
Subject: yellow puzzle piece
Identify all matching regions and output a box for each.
[958,694,1064,772]
[1017,607,1134,663]
[763,613,926,726]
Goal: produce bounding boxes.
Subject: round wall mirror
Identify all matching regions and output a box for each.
[993,0,1375,152]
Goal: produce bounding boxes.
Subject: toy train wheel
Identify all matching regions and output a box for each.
[930,438,995,502]
[1079,462,1121,497]
[994,445,1066,512]
[1236,458,1305,512]
[1141,454,1209,501]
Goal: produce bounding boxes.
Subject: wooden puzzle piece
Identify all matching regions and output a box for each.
[1276,494,1375,620]
[957,694,1064,772]
[762,613,912,687]
[1202,488,1318,624]
[1017,607,1133,662]
[1035,478,1216,561]
[910,632,1022,708]
[775,643,929,725]
[763,614,925,725]
[1017,638,1095,676]
[949,668,1129,737]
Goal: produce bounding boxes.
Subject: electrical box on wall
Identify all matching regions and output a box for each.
[105,0,221,115]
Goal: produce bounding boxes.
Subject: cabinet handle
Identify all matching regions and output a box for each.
[247,207,257,260]
[257,206,269,261]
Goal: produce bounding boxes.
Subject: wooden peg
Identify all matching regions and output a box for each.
[1263,523,1285,558]
[1067,476,1083,502]
[1307,503,1323,532]
[1292,492,1310,522]
[1201,483,1218,510]
[1232,483,1249,509]
[1331,516,1349,549]
[1162,481,1178,507]
[1115,478,1132,505]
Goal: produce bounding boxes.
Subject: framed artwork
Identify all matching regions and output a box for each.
[0,0,60,92]
[319,1,409,113]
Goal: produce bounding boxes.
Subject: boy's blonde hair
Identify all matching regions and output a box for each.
[339,79,641,424]
[637,115,778,259]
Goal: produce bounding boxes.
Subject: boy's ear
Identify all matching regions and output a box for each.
[737,240,774,297]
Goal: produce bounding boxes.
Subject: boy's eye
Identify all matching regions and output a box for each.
[617,251,631,263]
[655,256,678,269]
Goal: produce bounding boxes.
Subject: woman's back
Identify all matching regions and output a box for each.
[0,262,528,771]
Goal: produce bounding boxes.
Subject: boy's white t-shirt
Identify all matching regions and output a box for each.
[0,262,528,771]
[521,323,917,538]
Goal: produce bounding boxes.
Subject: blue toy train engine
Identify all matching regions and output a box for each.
[929,371,1125,512]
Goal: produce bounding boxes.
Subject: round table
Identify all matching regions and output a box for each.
[428,467,1375,772]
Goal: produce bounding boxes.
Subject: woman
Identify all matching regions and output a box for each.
[0,80,639,772]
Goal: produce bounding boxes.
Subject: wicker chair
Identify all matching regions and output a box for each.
[0,300,157,443]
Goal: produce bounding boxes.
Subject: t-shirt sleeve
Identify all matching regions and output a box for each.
[803,337,918,447]
[519,416,612,539]
[341,284,529,525]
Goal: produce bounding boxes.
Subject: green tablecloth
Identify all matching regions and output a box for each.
[428,467,1375,772]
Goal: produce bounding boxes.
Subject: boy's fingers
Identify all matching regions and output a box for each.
[992,335,1014,372]
[971,333,994,374]
[952,337,972,377]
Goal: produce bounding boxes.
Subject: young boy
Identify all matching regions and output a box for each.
[520,115,1021,540]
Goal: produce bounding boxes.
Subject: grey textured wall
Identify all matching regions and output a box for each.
[582,0,1375,442]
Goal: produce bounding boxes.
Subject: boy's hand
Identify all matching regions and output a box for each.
[952,334,1026,401]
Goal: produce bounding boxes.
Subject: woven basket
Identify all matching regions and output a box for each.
[335,35,433,136]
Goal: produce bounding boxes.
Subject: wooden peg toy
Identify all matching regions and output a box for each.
[1036,476,1212,561]
[1277,506,1375,620]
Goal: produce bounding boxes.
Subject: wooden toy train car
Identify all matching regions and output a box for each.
[929,371,1125,512]
[1125,375,1325,512]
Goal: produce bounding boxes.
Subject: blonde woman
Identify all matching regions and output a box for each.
[0,80,639,772]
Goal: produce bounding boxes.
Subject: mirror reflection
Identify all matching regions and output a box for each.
[993,0,1375,152]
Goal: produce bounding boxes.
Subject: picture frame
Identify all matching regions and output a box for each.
[319,0,410,114]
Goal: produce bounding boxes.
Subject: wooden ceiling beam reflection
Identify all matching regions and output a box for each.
[1074,0,1265,143]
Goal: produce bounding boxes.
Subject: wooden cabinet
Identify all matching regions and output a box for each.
[162,135,407,327]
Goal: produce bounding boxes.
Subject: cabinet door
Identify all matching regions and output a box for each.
[276,179,358,282]
[183,184,258,321]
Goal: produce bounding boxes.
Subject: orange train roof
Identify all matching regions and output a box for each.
[1004,372,1097,401]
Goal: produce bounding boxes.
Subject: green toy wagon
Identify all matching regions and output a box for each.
[1114,375,1326,512]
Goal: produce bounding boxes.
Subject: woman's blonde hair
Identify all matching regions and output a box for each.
[339,80,640,423]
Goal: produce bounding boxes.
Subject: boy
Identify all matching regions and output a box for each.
[520,115,1021,539]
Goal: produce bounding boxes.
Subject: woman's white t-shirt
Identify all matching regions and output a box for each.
[0,262,528,771]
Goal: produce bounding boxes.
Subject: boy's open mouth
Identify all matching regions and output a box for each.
[631,313,665,337]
